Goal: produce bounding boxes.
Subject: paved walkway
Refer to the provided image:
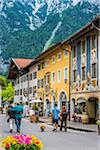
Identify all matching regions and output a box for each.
[39,117,97,132]
[0,115,99,150]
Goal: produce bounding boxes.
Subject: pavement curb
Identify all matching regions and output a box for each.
[39,120,96,133]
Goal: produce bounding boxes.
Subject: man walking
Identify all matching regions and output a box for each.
[52,103,60,131]
[12,102,23,133]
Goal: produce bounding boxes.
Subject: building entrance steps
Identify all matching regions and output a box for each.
[39,116,97,132]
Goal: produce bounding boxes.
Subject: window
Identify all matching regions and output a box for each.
[38,80,41,89]
[82,40,85,54]
[45,59,49,67]
[41,62,44,69]
[29,73,32,80]
[57,52,61,61]
[52,56,55,64]
[64,68,68,80]
[92,34,96,49]
[15,90,16,96]
[23,76,26,82]
[20,89,22,95]
[26,75,28,81]
[16,78,19,84]
[52,72,55,83]
[33,86,36,97]
[21,78,23,83]
[72,46,76,58]
[18,79,19,84]
[29,87,32,94]
[82,67,86,80]
[64,50,68,57]
[73,70,76,82]
[92,63,96,78]
[17,90,19,95]
[33,72,37,79]
[58,70,61,82]
[38,64,41,71]
[46,74,50,85]
[41,79,44,88]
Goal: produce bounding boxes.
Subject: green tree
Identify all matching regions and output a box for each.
[0,75,8,89]
[1,82,14,102]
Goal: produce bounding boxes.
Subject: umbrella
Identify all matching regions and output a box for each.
[29,99,42,103]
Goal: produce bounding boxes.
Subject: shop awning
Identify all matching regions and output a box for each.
[77,99,86,104]
[29,99,42,103]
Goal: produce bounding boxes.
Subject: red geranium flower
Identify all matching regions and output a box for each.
[6,143,10,149]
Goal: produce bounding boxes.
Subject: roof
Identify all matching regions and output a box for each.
[30,16,99,64]
[8,58,33,79]
[28,42,62,68]
[12,58,33,69]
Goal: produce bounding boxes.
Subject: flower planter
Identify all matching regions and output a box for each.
[2,135,43,150]
[96,120,100,135]
[98,125,100,135]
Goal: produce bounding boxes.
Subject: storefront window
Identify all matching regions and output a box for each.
[75,99,86,115]
[92,63,96,78]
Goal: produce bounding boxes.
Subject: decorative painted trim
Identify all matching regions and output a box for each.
[72,57,77,70]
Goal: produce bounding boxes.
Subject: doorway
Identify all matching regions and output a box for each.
[87,97,98,123]
[58,91,68,110]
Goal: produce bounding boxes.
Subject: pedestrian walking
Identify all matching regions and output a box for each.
[11,102,23,133]
[52,103,60,131]
[7,105,15,133]
[23,102,29,117]
[60,105,68,132]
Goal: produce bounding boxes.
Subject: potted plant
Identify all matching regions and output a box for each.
[96,120,100,135]
[2,134,43,150]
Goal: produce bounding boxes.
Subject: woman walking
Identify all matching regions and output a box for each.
[60,105,68,132]
[7,105,15,133]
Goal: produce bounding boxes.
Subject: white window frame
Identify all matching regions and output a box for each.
[45,59,49,67]
[57,52,61,61]
[52,56,56,64]
[57,69,61,83]
[46,74,50,85]
[52,72,55,83]
[64,67,68,80]
[64,50,68,58]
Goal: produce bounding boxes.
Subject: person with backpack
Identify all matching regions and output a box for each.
[11,102,23,133]
[52,103,60,131]
[60,105,68,132]
[7,105,15,133]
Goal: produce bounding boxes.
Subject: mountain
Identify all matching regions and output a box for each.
[0,0,99,75]
[0,0,74,31]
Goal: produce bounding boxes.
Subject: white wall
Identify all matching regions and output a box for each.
[14,74,29,103]
[29,65,37,100]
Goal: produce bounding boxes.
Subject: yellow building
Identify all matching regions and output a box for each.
[36,43,70,114]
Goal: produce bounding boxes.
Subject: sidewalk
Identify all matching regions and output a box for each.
[39,117,97,132]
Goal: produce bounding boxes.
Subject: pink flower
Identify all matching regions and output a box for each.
[18,140,24,144]
[25,141,31,145]
[13,135,20,139]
